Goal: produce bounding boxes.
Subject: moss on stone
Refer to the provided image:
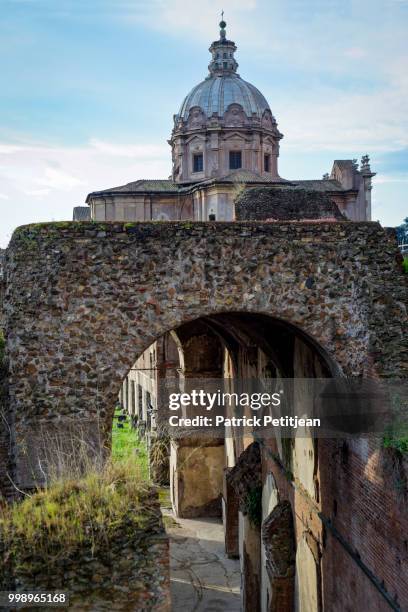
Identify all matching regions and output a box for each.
[244,485,262,528]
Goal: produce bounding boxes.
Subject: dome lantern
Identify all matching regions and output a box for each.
[208,13,238,76]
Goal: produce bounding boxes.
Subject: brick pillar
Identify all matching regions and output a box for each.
[240,511,261,611]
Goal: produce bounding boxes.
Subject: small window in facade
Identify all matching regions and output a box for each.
[264,154,271,172]
[223,61,228,69]
[193,153,203,173]
[229,151,242,170]
[223,52,227,58]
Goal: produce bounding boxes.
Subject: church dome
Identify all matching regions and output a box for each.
[174,17,273,123]
[177,74,271,120]
[170,16,283,185]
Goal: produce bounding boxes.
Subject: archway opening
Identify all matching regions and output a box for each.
[112,311,337,611]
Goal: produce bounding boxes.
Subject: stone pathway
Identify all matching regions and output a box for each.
[163,511,241,612]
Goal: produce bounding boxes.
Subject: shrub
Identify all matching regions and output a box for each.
[0,460,151,563]
[383,435,408,454]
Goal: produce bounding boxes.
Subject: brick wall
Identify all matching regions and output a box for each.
[262,438,407,611]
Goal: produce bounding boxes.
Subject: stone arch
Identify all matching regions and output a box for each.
[2,220,406,493]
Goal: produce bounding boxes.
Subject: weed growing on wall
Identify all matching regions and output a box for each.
[0,461,151,564]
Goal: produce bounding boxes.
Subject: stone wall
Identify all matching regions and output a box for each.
[0,277,11,500]
[0,248,5,329]
[0,486,170,611]
[1,219,407,610]
[2,220,406,490]
[0,334,11,502]
[235,187,346,221]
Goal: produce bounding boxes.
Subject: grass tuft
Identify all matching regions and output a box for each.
[0,408,152,566]
[0,460,152,565]
[111,407,149,479]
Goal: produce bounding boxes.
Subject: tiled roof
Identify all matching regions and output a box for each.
[87,179,178,199]
[73,206,91,221]
[86,174,348,202]
[292,179,345,192]
[215,170,288,184]
[189,170,290,189]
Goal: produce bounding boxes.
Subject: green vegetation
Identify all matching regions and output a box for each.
[111,407,149,479]
[244,485,263,528]
[0,408,151,566]
[403,257,408,274]
[0,460,152,564]
[158,487,171,509]
[383,393,408,454]
[383,434,408,454]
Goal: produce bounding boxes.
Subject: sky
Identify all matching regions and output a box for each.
[0,0,407,247]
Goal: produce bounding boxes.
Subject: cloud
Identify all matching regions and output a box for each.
[374,174,408,184]
[343,47,367,59]
[36,167,84,190]
[123,0,257,42]
[0,144,29,154]
[0,137,171,247]
[117,0,408,156]
[23,188,52,197]
[0,0,407,244]
[275,60,408,153]
[89,138,168,158]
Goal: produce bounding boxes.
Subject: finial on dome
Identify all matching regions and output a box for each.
[208,12,238,75]
[219,10,226,40]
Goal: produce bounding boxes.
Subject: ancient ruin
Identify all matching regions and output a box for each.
[0,218,406,610]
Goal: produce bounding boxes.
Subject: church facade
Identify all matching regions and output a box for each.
[75,19,376,224]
